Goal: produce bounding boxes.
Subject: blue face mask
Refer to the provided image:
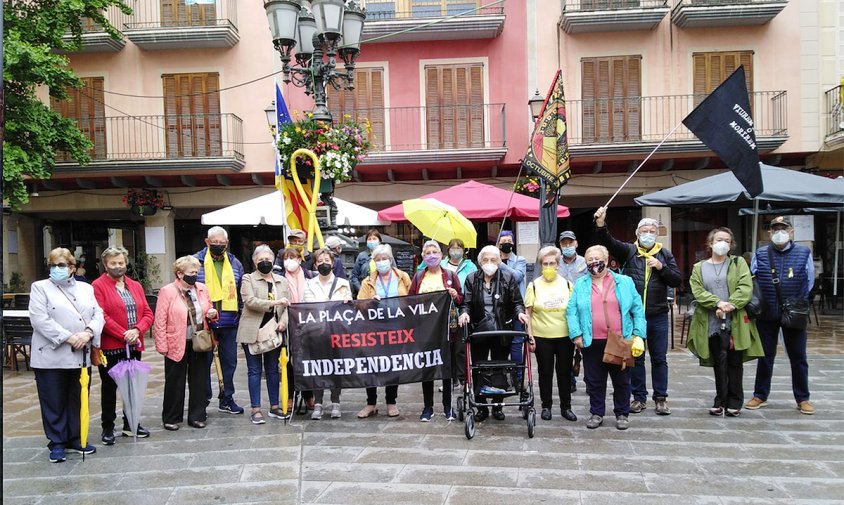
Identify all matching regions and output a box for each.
[561,246,576,258]
[50,266,71,282]
[638,233,656,248]
[367,240,379,251]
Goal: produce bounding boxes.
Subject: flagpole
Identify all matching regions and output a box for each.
[496,164,524,242]
[602,121,683,209]
[751,197,760,252]
[274,79,287,239]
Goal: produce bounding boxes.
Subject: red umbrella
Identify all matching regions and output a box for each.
[376,180,570,223]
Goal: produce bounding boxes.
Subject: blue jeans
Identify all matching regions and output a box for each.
[242,344,281,408]
[206,325,238,403]
[631,311,669,402]
[753,320,810,402]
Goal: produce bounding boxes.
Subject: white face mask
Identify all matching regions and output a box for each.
[771,230,790,246]
[283,259,300,272]
[481,263,498,276]
[712,241,730,257]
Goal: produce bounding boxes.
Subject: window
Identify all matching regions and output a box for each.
[50,76,107,161]
[410,0,478,17]
[581,55,641,143]
[693,51,753,104]
[160,0,216,28]
[327,68,386,150]
[162,72,222,158]
[425,63,485,149]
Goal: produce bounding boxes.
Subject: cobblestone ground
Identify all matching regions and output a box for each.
[3,311,844,504]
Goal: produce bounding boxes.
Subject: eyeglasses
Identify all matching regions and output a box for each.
[48,263,69,268]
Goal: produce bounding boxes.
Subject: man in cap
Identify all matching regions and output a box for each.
[557,230,588,393]
[275,229,311,268]
[746,217,815,415]
[318,235,348,278]
[594,207,682,415]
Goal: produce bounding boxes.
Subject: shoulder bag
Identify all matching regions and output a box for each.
[600,280,634,369]
[183,290,213,352]
[247,279,284,355]
[734,257,763,319]
[767,247,809,331]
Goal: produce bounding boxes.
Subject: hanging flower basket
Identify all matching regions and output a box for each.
[123,189,165,217]
[514,176,541,197]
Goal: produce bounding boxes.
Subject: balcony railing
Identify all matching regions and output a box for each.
[362,0,505,42]
[671,0,787,28]
[364,0,504,20]
[59,5,131,52]
[563,0,666,11]
[825,85,844,138]
[560,0,669,33]
[56,113,244,167]
[123,0,239,49]
[564,91,786,149]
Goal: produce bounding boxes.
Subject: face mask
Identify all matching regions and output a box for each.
[209,244,226,257]
[772,230,790,246]
[587,261,606,276]
[375,260,392,274]
[283,259,300,272]
[367,240,379,251]
[50,266,71,282]
[561,246,576,259]
[638,234,656,248]
[182,274,198,286]
[257,261,274,274]
[317,263,333,276]
[291,244,304,253]
[107,266,126,278]
[424,254,441,267]
[712,241,730,257]
[448,249,463,261]
[542,267,557,281]
[481,263,498,276]
[499,243,514,254]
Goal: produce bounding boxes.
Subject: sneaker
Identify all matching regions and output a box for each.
[726,408,741,417]
[745,397,767,410]
[655,399,671,415]
[267,407,289,419]
[586,414,603,429]
[330,403,342,419]
[475,408,490,423]
[709,407,724,416]
[49,447,66,463]
[798,401,815,415]
[250,411,266,425]
[630,400,647,414]
[492,408,505,421]
[541,408,552,421]
[616,415,629,430]
[219,400,245,415]
[101,429,116,446]
[68,443,97,455]
[122,425,150,438]
[419,407,434,422]
[444,406,456,421]
[311,404,324,420]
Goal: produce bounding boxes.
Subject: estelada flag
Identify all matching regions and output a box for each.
[521,70,571,191]
[274,82,312,232]
[683,65,763,198]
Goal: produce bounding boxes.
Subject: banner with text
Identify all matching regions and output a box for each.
[289,292,452,390]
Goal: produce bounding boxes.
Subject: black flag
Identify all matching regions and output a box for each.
[683,66,763,198]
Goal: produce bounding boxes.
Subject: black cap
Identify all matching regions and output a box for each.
[770,216,792,228]
[559,231,577,241]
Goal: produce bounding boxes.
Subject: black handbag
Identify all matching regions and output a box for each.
[768,247,809,331]
[745,277,764,319]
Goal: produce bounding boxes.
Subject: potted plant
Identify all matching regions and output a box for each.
[514,176,541,198]
[123,188,165,217]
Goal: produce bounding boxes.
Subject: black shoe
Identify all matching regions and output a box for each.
[541,408,552,421]
[570,383,577,393]
[122,425,150,438]
[188,420,206,429]
[562,408,578,422]
[101,429,116,446]
[475,408,489,423]
[492,408,505,421]
[163,423,180,431]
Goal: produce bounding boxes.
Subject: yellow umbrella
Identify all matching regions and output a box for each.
[79,348,90,460]
[279,344,289,418]
[402,198,477,248]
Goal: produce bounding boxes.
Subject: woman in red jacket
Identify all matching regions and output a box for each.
[92,247,154,445]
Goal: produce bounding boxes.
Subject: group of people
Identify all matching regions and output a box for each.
[27,210,816,463]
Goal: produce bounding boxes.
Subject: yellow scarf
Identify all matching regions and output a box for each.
[635,241,663,310]
[203,251,238,311]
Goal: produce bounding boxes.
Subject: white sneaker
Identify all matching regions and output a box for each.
[330,403,341,419]
[311,404,323,420]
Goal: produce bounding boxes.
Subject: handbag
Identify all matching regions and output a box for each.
[182,290,213,352]
[767,247,809,331]
[745,276,764,319]
[248,317,283,355]
[599,280,634,369]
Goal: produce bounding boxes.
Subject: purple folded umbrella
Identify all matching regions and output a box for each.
[108,344,151,440]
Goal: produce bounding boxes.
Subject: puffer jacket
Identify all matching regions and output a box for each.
[753,242,812,322]
[194,247,244,328]
[595,226,682,315]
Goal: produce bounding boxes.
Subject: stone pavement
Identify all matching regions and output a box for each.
[3,311,844,504]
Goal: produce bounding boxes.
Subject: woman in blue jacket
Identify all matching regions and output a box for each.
[567,245,646,431]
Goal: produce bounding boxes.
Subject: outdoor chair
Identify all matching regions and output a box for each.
[3,315,33,371]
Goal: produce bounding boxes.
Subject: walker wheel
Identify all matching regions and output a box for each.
[527,408,536,438]
[465,412,475,440]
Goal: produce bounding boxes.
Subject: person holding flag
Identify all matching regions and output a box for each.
[593,208,681,416]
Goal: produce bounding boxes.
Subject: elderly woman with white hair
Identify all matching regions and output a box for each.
[524,246,577,423]
[236,245,291,424]
[458,245,528,422]
[356,244,412,418]
[408,240,464,422]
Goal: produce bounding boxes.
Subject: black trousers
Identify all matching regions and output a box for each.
[470,335,510,408]
[163,346,209,424]
[535,337,574,410]
[366,385,398,405]
[451,335,466,384]
[34,367,85,450]
[709,333,744,410]
[97,349,143,431]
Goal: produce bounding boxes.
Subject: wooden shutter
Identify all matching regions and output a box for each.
[50,77,107,161]
[162,72,221,158]
[581,55,641,143]
[693,51,754,105]
[424,63,484,149]
[327,68,385,150]
[160,0,215,28]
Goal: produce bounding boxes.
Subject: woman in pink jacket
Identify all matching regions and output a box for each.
[154,256,217,430]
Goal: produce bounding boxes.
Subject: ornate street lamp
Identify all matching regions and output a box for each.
[528,89,545,122]
[264,0,366,123]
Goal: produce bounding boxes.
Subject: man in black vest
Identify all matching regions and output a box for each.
[594,207,682,415]
[746,216,815,415]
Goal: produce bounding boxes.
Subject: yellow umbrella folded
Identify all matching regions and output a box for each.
[79,349,90,460]
[402,198,477,248]
[280,346,289,416]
